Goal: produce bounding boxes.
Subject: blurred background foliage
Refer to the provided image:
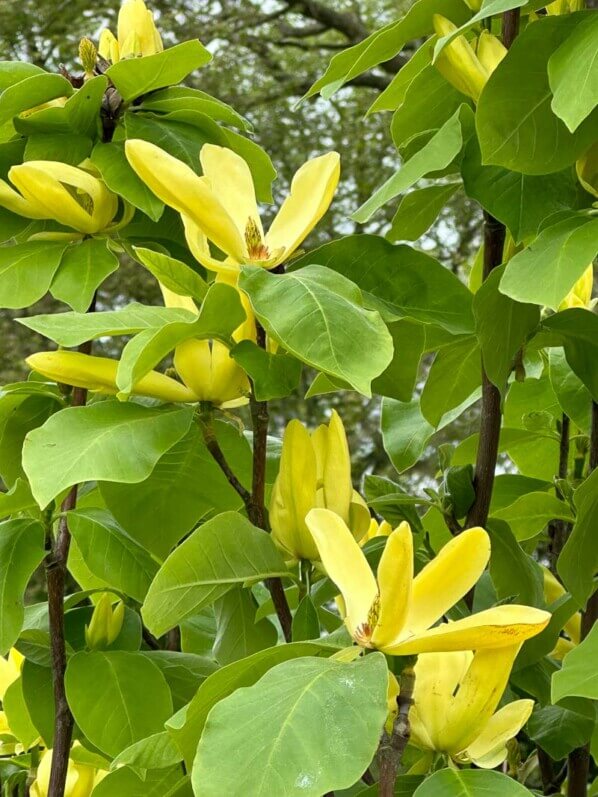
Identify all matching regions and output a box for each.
[0,0,482,485]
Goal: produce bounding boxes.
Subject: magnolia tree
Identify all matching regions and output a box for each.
[0,0,596,795]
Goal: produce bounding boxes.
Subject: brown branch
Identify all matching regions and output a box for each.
[548,413,571,570]
[378,663,416,796]
[200,415,252,506]
[248,322,293,642]
[46,304,95,797]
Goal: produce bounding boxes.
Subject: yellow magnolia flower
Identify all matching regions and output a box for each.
[558,265,594,311]
[0,162,118,234]
[85,594,125,650]
[433,16,507,103]
[409,646,534,768]
[543,567,581,660]
[577,140,598,198]
[360,517,392,546]
[99,0,163,63]
[125,140,340,276]
[160,282,251,407]
[546,0,584,13]
[31,744,105,797]
[269,412,370,561]
[0,648,24,700]
[305,509,550,654]
[27,351,198,403]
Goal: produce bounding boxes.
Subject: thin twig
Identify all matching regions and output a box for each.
[378,663,416,796]
[200,415,251,506]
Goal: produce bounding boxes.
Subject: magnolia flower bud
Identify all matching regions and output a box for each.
[84,594,125,650]
[99,0,163,63]
[78,38,97,79]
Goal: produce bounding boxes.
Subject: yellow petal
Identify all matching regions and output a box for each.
[125,140,246,261]
[27,351,198,403]
[349,490,372,541]
[438,645,519,753]
[476,31,507,75]
[98,28,120,62]
[306,508,377,639]
[559,264,594,311]
[160,283,198,314]
[577,140,598,198]
[387,604,550,655]
[270,421,319,561]
[371,523,413,649]
[200,144,263,240]
[408,527,490,633]
[411,650,472,751]
[265,152,340,262]
[0,651,21,700]
[464,699,534,768]
[312,410,352,523]
[181,215,240,275]
[433,15,488,102]
[0,178,48,219]
[118,0,162,57]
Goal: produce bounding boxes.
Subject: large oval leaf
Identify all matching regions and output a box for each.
[65,651,173,757]
[192,653,388,797]
[141,512,288,637]
[413,769,534,796]
[23,401,193,509]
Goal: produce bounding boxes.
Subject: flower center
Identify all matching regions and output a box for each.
[354,595,380,647]
[245,217,270,261]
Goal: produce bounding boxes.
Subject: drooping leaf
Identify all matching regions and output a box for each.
[50,238,119,312]
[230,341,302,401]
[192,654,388,797]
[486,520,544,607]
[239,264,393,396]
[420,336,481,426]
[132,246,208,302]
[492,492,574,542]
[142,512,288,637]
[381,398,434,474]
[388,183,460,243]
[0,519,45,655]
[0,242,68,309]
[23,402,193,509]
[542,309,598,400]
[213,587,278,665]
[91,142,164,221]
[65,650,173,757]
[552,623,598,704]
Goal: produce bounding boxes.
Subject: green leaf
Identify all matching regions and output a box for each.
[413,768,535,796]
[0,478,36,519]
[106,41,211,101]
[2,677,38,750]
[500,214,598,309]
[23,402,193,509]
[367,38,432,116]
[239,264,393,397]
[50,238,119,312]
[291,596,320,642]
[461,137,587,244]
[142,511,288,637]
[0,519,45,655]
[473,265,540,391]
[65,651,173,757]
[21,661,55,746]
[304,0,469,100]
[91,767,185,797]
[381,398,434,474]
[390,66,464,150]
[67,508,158,602]
[486,520,544,607]
[0,73,72,126]
[354,106,472,222]
[552,622,598,703]
[372,320,425,402]
[476,14,598,174]
[0,394,60,487]
[549,348,592,433]
[167,641,335,767]
[420,336,481,426]
[0,242,68,308]
[24,133,92,165]
[389,183,459,242]
[549,13,598,132]
[139,86,249,131]
[101,422,251,559]
[112,731,183,771]
[0,62,44,91]
[19,303,193,347]
[291,235,474,335]
[91,142,164,221]
[493,492,574,541]
[558,468,598,605]
[116,283,245,397]
[192,654,388,797]
[231,341,302,401]
[213,587,278,665]
[433,0,527,57]
[65,75,107,138]
[542,309,598,401]
[528,703,595,760]
[132,246,208,302]
[144,651,217,710]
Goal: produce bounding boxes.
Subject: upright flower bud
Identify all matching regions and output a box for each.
[269,411,369,561]
[84,594,125,650]
[99,0,162,63]
[433,16,505,103]
[79,38,97,80]
[30,744,103,797]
